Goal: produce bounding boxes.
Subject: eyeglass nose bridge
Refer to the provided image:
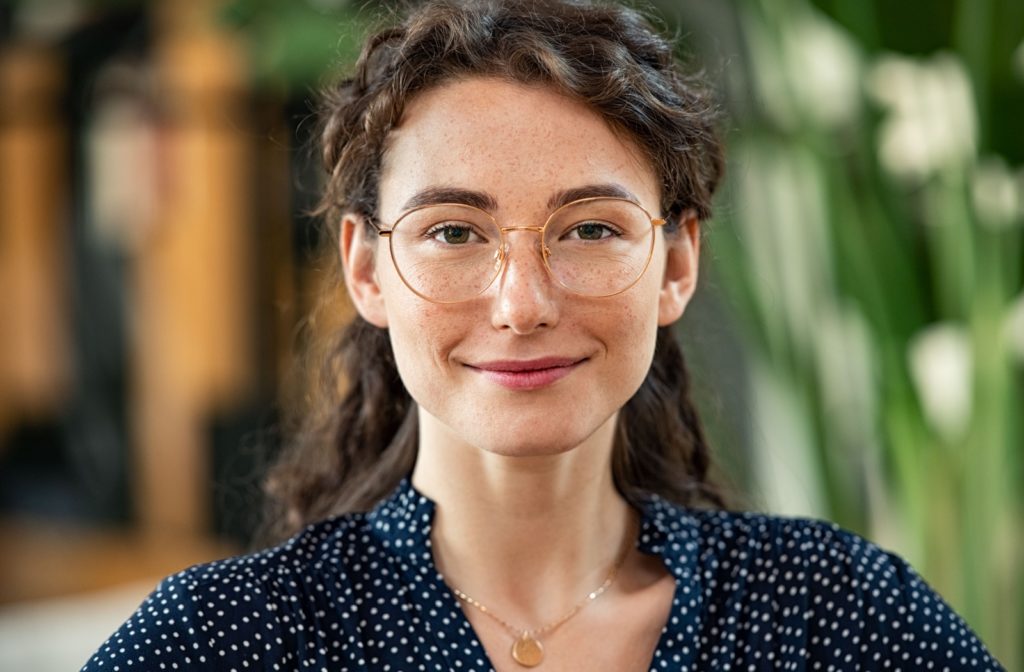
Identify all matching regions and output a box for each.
[493,225,553,269]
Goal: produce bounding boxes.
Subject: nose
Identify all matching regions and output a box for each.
[489,230,559,334]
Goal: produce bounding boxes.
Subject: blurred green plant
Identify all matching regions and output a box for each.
[701,0,1023,666]
[218,0,374,90]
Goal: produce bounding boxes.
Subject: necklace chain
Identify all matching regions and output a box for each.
[448,562,621,638]
[441,516,636,666]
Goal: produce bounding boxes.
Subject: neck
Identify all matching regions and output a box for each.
[411,408,637,627]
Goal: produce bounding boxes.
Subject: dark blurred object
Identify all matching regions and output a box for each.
[0,0,313,585]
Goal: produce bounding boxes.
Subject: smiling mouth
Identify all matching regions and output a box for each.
[466,357,587,390]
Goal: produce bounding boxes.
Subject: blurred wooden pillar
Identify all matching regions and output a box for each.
[0,45,70,443]
[132,1,253,535]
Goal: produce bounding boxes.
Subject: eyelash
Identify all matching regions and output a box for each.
[423,223,487,243]
[563,221,622,240]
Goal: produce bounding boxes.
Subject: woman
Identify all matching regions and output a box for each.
[83,0,1003,670]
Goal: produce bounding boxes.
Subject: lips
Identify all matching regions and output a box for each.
[466,357,586,390]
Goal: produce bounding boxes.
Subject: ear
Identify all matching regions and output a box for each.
[657,210,700,326]
[340,213,389,328]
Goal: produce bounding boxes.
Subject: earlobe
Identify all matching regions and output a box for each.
[657,211,700,327]
[340,214,389,328]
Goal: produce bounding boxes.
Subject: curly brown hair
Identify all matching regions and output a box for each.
[262,0,728,543]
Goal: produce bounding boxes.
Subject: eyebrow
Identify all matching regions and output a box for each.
[402,187,498,212]
[399,183,641,214]
[546,183,639,210]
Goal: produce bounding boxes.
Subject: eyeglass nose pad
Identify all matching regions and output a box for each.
[492,245,506,271]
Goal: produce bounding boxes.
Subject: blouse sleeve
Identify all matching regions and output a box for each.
[804,523,1006,671]
[80,569,213,671]
[861,550,1003,670]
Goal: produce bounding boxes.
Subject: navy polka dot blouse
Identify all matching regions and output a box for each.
[82,479,1004,671]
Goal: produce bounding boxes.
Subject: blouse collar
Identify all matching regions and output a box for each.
[366,477,702,586]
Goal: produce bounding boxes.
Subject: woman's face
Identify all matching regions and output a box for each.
[343,77,698,456]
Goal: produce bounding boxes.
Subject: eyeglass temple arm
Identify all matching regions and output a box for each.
[360,214,391,237]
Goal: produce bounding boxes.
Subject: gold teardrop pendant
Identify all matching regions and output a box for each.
[511,632,544,667]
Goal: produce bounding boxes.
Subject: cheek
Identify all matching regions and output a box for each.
[607,275,663,379]
[385,296,465,403]
[619,311,659,379]
[377,258,453,367]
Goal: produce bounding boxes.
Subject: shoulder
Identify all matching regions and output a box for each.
[80,512,378,671]
[686,508,919,615]
[645,496,878,569]
[187,511,377,583]
[659,503,904,602]
[649,501,1004,670]
[688,507,884,574]
[156,511,378,608]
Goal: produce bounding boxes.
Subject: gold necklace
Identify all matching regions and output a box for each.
[444,518,635,668]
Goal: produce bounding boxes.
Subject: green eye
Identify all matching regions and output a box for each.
[426,224,474,244]
[441,226,470,244]
[572,222,615,240]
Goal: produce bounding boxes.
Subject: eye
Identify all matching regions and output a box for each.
[424,223,483,245]
[565,221,620,241]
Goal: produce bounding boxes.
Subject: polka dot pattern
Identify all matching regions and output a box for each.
[82,479,1004,670]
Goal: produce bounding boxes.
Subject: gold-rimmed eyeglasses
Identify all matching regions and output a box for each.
[372,196,667,304]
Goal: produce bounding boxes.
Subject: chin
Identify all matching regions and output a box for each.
[478,436,582,458]
[416,399,619,459]
[458,416,608,458]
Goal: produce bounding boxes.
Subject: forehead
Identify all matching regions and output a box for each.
[377,77,660,219]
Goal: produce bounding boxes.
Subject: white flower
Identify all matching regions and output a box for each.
[1006,293,1024,364]
[868,53,977,180]
[740,6,861,131]
[784,10,862,128]
[908,323,973,442]
[971,156,1021,230]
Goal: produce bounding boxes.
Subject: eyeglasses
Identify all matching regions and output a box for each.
[373,196,667,304]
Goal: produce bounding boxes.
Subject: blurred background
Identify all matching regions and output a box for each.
[0,0,1020,668]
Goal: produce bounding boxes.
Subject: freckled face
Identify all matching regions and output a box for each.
[372,77,669,456]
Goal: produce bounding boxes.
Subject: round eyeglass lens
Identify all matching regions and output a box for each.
[388,204,503,303]
[543,198,655,297]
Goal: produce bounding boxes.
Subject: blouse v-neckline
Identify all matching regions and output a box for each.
[364,478,704,672]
